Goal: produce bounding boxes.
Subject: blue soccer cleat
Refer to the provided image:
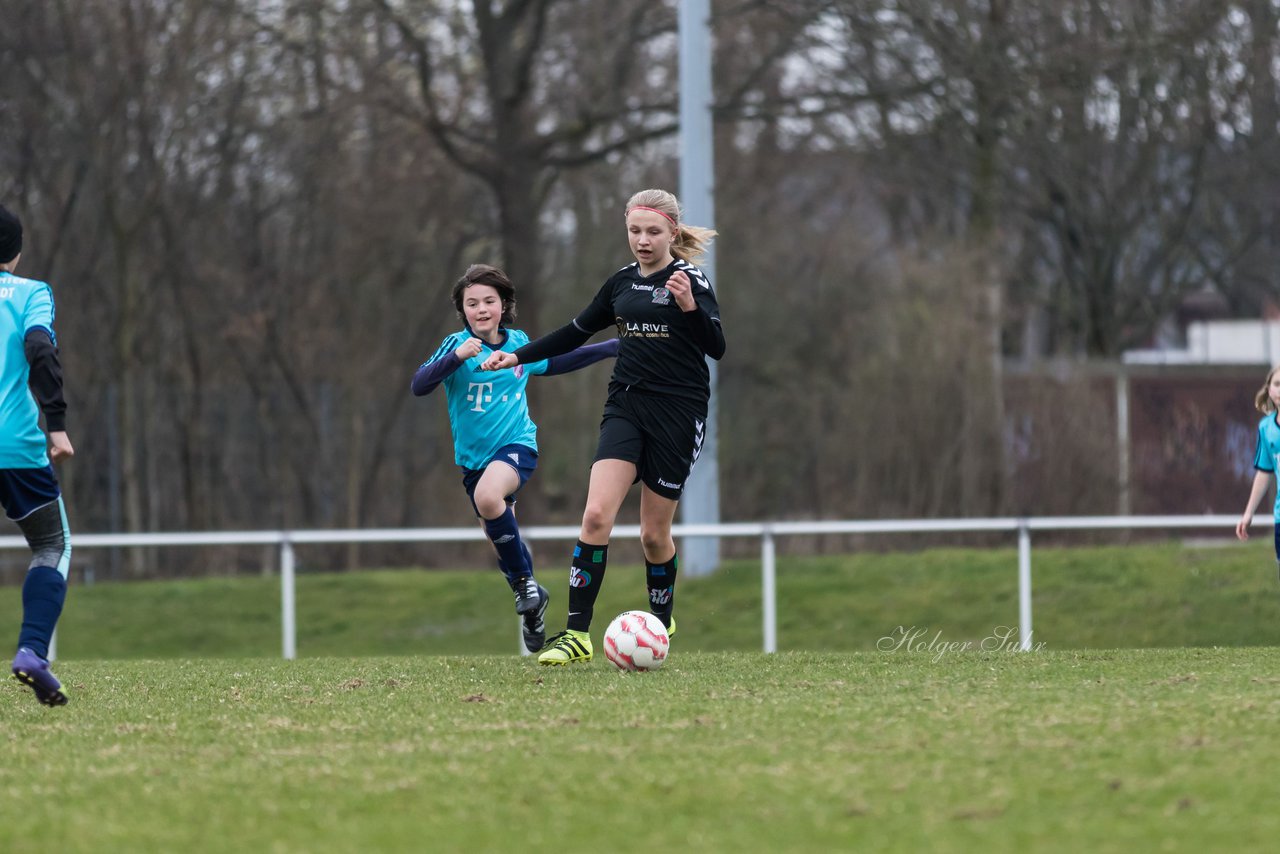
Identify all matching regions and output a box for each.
[12,647,68,707]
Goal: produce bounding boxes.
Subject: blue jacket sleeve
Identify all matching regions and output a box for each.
[543,339,620,376]
[411,353,463,396]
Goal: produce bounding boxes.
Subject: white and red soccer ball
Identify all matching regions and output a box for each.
[603,610,669,671]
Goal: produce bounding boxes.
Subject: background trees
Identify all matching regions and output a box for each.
[0,0,1274,576]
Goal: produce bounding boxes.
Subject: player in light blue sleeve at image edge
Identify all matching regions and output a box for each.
[1236,364,1280,579]
[0,204,75,706]
[412,264,618,653]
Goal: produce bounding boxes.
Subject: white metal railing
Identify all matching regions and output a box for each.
[0,515,1266,658]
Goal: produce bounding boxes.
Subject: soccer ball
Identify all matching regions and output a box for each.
[603,610,670,671]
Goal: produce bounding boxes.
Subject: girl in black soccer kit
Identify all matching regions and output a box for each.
[482,188,725,664]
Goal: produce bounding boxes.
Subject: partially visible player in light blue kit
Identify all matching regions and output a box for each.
[1237,364,1280,577]
[0,204,74,706]
[412,264,617,652]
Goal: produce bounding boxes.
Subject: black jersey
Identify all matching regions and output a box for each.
[576,259,724,407]
[513,258,725,407]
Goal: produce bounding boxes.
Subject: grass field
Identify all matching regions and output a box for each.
[2,649,1278,853]
[2,539,1279,852]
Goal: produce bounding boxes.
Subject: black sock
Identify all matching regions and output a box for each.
[646,553,678,628]
[567,540,608,632]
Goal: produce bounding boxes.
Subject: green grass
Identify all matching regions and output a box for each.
[2,540,1279,851]
[2,649,1278,852]
[5,538,1278,659]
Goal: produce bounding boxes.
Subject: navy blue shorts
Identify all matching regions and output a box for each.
[461,444,537,517]
[0,466,62,521]
[1274,525,1279,563]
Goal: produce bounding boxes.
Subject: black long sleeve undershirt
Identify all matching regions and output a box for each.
[24,328,66,431]
[680,305,725,360]
[512,321,593,366]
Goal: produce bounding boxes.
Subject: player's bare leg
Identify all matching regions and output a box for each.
[539,460,635,665]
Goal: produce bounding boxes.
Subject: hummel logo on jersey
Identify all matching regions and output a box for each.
[676,261,710,291]
[631,283,654,291]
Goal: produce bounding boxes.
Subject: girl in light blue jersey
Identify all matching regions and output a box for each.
[0,204,74,706]
[412,264,617,652]
[1236,364,1280,574]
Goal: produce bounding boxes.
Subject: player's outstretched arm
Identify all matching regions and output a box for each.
[543,339,619,376]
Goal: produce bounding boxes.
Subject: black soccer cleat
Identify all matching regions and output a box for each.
[520,583,549,653]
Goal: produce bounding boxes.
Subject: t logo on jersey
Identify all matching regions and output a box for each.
[466,382,494,412]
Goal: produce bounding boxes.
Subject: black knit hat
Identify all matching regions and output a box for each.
[0,205,22,264]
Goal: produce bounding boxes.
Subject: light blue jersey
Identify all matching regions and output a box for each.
[424,328,551,470]
[1253,413,1280,522]
[0,271,55,468]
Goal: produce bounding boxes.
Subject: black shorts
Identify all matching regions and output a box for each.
[594,389,706,500]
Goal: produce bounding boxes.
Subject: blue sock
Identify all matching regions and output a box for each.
[18,566,66,660]
[484,508,531,585]
[495,542,535,591]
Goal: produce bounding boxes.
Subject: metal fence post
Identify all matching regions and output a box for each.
[1018,521,1032,651]
[518,619,530,656]
[281,538,296,660]
[762,529,777,653]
